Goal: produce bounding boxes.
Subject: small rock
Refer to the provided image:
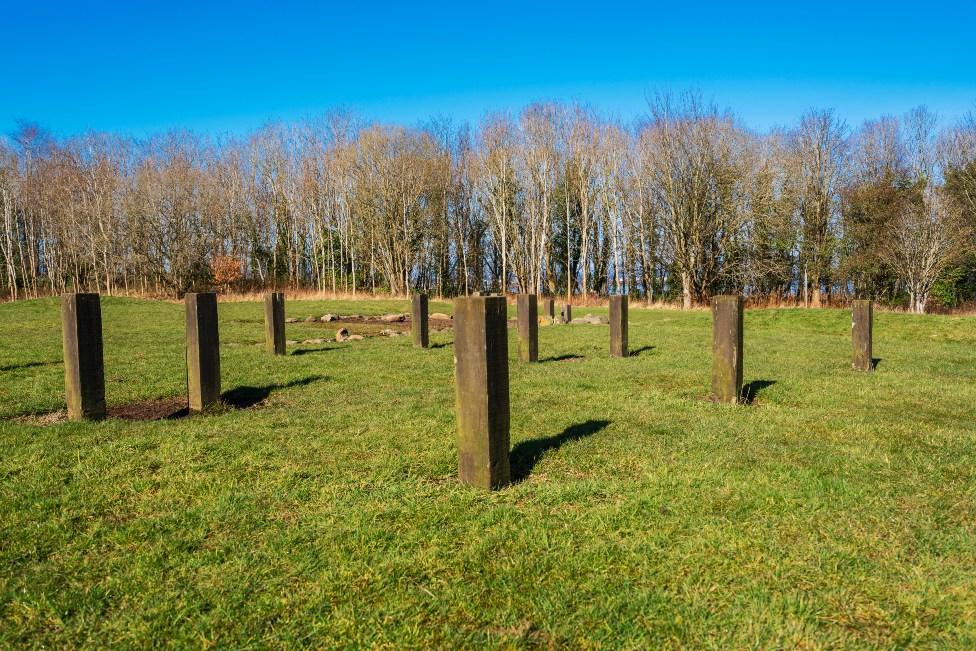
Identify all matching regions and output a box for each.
[302,338,325,344]
[286,340,299,345]
[380,313,407,322]
[335,328,350,342]
[303,316,316,323]
[379,328,397,337]
[347,334,364,341]
[430,312,452,320]
[320,314,338,322]
[572,314,607,325]
[285,317,299,323]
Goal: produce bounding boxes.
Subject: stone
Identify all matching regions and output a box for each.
[572,314,607,325]
[412,294,429,348]
[335,327,350,342]
[348,334,365,341]
[380,313,407,322]
[430,312,452,321]
[303,315,316,323]
[286,340,298,345]
[711,295,743,404]
[185,293,221,412]
[610,295,628,357]
[264,292,285,355]
[302,338,325,344]
[379,328,397,337]
[320,313,338,322]
[454,295,511,490]
[561,304,572,324]
[516,294,538,363]
[285,317,298,324]
[852,300,873,371]
[61,293,106,421]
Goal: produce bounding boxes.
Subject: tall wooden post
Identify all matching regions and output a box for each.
[186,293,221,412]
[609,295,628,357]
[454,295,511,490]
[561,304,572,324]
[517,294,538,362]
[61,293,106,420]
[712,295,743,404]
[264,292,285,355]
[852,299,873,371]
[412,294,429,348]
[541,298,555,323]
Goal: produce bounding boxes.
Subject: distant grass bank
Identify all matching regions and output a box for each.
[1,297,975,648]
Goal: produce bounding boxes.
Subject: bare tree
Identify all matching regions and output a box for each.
[883,188,969,313]
[644,92,746,308]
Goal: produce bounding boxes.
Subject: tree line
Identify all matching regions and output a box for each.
[2,93,975,312]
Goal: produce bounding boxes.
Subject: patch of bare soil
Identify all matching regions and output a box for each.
[12,409,67,426]
[108,396,189,421]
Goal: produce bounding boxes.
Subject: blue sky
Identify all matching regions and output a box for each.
[3,1,975,137]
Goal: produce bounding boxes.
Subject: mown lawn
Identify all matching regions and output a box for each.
[1,297,975,649]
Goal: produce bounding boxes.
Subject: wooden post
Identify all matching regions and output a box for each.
[712,295,743,404]
[454,295,511,490]
[61,293,106,420]
[186,293,221,412]
[517,294,538,362]
[541,298,555,323]
[412,294,429,348]
[561,303,572,324]
[264,292,285,355]
[852,299,873,371]
[609,295,628,357]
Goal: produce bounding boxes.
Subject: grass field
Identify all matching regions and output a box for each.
[1,297,975,649]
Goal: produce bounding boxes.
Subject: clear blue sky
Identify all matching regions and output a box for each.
[3,0,975,137]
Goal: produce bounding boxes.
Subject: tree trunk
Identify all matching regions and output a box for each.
[681,271,692,309]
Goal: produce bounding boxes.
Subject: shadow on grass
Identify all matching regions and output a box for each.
[540,354,584,363]
[510,419,610,482]
[291,347,334,357]
[221,375,325,409]
[872,358,882,370]
[429,342,453,349]
[629,346,655,357]
[1,360,59,372]
[741,379,776,405]
[103,375,327,421]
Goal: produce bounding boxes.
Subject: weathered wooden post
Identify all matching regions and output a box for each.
[541,298,555,323]
[712,295,743,404]
[454,295,511,490]
[609,295,628,357]
[517,293,538,362]
[561,303,572,324]
[186,292,221,412]
[264,291,285,355]
[412,294,429,348]
[61,293,106,420]
[852,299,873,371]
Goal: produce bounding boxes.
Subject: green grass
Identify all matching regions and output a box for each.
[1,297,975,649]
